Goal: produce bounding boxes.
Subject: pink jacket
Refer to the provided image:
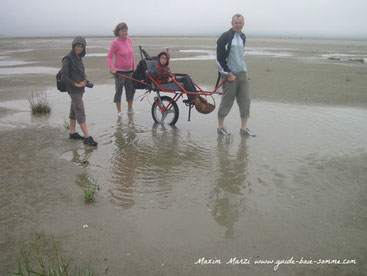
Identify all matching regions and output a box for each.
[107,37,135,71]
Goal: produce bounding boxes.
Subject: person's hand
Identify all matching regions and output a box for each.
[74,81,86,88]
[169,75,177,82]
[110,69,117,74]
[228,75,236,82]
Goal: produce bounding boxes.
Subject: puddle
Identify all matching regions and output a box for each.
[0,66,57,75]
[0,60,37,67]
[86,53,107,57]
[1,85,362,213]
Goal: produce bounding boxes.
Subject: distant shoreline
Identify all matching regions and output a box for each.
[0,34,366,41]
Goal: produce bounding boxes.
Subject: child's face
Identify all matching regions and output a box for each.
[74,43,84,55]
[159,55,168,65]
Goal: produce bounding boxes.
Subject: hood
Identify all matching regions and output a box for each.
[157,50,170,66]
[72,36,86,57]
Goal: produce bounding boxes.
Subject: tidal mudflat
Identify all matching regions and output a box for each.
[0,36,366,275]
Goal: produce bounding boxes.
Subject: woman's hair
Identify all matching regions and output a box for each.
[113,22,128,37]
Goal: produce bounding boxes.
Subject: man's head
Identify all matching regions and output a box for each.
[231,14,244,32]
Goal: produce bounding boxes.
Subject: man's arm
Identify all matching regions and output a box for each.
[216,33,231,75]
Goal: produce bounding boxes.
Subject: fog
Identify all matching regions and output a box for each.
[1,0,366,39]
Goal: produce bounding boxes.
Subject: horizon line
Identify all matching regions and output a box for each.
[1,34,367,41]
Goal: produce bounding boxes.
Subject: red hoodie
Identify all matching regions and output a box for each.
[154,51,171,84]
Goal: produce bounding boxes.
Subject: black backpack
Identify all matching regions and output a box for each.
[132,59,149,89]
[56,56,71,92]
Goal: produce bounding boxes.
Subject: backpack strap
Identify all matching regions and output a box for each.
[61,55,72,77]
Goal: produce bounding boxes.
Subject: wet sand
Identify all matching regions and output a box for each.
[1,36,367,275]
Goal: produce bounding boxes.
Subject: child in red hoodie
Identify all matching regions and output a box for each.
[150,51,197,101]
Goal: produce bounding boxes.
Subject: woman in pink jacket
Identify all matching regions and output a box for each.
[107,22,136,115]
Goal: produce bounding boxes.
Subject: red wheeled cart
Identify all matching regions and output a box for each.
[117,46,227,125]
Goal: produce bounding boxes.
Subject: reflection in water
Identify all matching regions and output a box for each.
[109,114,138,209]
[209,137,250,239]
[60,146,96,167]
[107,116,215,210]
[108,114,186,209]
[70,148,95,166]
[75,172,97,189]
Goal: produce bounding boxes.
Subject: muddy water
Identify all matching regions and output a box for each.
[1,37,367,275]
[1,85,367,273]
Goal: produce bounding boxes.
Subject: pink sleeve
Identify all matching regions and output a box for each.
[107,41,116,70]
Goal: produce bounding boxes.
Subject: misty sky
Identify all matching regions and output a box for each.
[0,0,366,39]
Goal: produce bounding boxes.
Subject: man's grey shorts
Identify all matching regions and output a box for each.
[114,72,135,103]
[68,92,86,124]
[218,71,250,118]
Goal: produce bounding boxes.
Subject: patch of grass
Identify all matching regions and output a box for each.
[83,182,98,203]
[328,57,340,61]
[11,234,97,276]
[75,174,100,203]
[62,118,70,130]
[28,93,51,115]
[83,178,99,203]
[348,58,364,63]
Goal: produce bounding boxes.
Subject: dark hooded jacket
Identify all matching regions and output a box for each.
[216,28,246,75]
[61,36,87,94]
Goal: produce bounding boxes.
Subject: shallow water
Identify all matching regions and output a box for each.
[1,37,366,274]
[1,86,366,228]
[0,66,57,75]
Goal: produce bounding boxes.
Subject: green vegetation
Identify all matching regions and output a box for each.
[83,181,99,203]
[348,58,364,63]
[62,118,70,130]
[328,57,364,64]
[75,174,100,203]
[11,234,96,276]
[28,93,51,115]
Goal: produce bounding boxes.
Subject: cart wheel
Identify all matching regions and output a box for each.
[151,96,179,125]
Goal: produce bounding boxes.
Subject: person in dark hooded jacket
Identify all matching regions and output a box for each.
[61,36,97,146]
[150,51,197,101]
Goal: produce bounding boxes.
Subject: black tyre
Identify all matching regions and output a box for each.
[151,96,179,125]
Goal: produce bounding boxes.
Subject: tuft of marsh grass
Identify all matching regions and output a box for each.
[28,93,51,115]
[83,182,98,203]
[75,174,100,203]
[62,118,70,130]
[327,57,340,61]
[348,58,364,63]
[83,179,99,203]
[11,234,96,276]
